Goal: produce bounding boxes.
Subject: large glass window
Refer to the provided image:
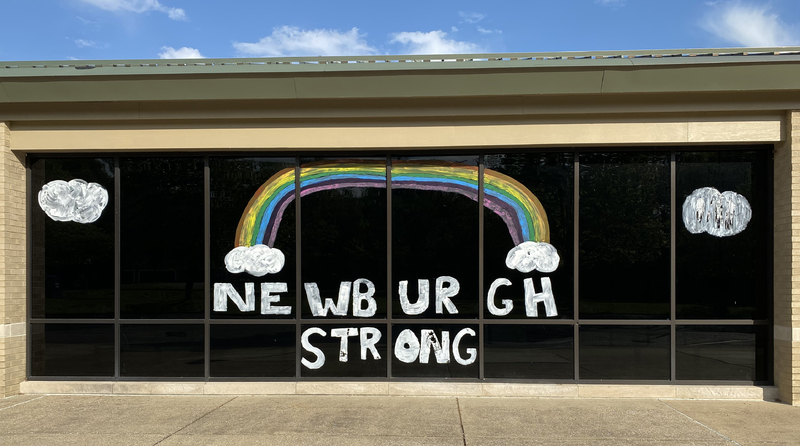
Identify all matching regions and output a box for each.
[210,157,296,319]
[579,152,671,319]
[30,324,114,377]
[28,148,772,383]
[484,152,574,319]
[484,325,573,379]
[120,158,205,318]
[31,158,115,318]
[120,324,204,377]
[579,325,671,380]
[210,324,295,377]
[301,157,387,319]
[392,155,479,319]
[676,325,768,381]
[676,151,770,319]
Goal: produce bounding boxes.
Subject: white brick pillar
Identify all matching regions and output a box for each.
[0,122,26,397]
[773,111,800,405]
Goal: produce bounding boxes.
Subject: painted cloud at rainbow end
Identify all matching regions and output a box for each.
[38,179,108,224]
[225,245,285,276]
[682,187,752,237]
[505,241,560,273]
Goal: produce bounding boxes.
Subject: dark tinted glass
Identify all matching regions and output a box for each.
[392,156,479,319]
[579,152,670,319]
[676,150,770,319]
[391,324,479,378]
[210,157,296,319]
[120,324,204,377]
[210,324,296,377]
[676,325,768,381]
[31,158,115,318]
[579,325,670,380]
[120,158,204,318]
[484,324,573,379]
[484,153,574,319]
[300,158,387,319]
[30,324,114,376]
[300,324,387,378]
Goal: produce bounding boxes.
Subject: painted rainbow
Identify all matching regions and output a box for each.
[235,160,550,248]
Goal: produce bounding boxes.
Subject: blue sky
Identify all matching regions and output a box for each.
[2,0,800,61]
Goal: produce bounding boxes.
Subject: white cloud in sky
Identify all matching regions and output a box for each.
[390,30,482,55]
[76,16,98,25]
[451,26,459,32]
[595,0,625,6]
[702,1,799,46]
[233,26,377,57]
[159,46,203,58]
[477,27,501,35]
[79,0,186,21]
[459,11,486,23]
[75,39,106,48]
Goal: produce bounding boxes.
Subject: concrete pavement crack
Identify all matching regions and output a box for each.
[153,396,237,445]
[0,395,44,411]
[659,399,742,445]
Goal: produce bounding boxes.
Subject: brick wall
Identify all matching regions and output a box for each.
[773,111,800,405]
[0,122,27,397]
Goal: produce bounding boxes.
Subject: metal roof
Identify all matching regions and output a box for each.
[3,47,800,104]
[2,47,800,77]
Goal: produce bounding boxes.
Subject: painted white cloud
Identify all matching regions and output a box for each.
[505,242,560,273]
[682,187,752,237]
[159,46,203,59]
[38,179,108,224]
[459,11,486,24]
[225,245,285,276]
[390,31,482,55]
[79,0,186,21]
[702,1,799,46]
[233,26,377,57]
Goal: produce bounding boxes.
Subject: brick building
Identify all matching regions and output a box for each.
[1,48,799,403]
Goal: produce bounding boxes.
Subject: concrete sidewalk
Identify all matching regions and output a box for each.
[0,395,798,445]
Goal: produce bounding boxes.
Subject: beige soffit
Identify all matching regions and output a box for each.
[11,118,783,152]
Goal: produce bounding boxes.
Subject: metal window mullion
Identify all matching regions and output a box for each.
[114,157,121,379]
[210,319,298,325]
[386,155,393,379]
[577,319,672,325]
[478,155,485,380]
[204,156,211,380]
[573,151,580,381]
[670,151,676,382]
[295,156,302,379]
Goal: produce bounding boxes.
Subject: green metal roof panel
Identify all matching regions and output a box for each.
[2,48,800,103]
[2,47,800,78]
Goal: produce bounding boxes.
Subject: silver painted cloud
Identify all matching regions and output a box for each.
[38,179,108,224]
[682,187,752,237]
[505,241,560,273]
[225,244,285,276]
